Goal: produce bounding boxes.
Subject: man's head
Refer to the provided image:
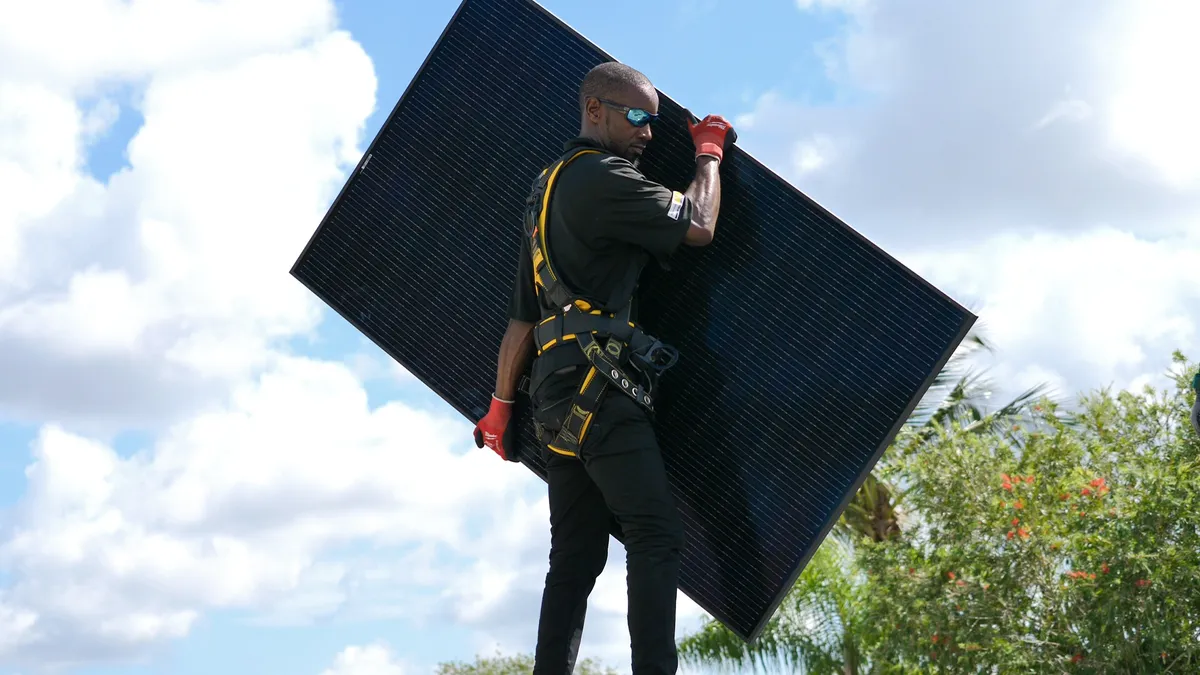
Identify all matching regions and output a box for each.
[578,63,658,164]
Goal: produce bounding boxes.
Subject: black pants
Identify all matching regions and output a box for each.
[530,371,685,675]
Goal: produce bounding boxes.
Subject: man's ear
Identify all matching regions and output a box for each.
[583,96,602,124]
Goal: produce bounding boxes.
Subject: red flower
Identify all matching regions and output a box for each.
[1136,579,1151,588]
[1014,499,1025,509]
[1011,517,1020,526]
[1071,653,1083,663]
[1006,530,1015,540]
[1060,493,1069,500]
[931,634,939,644]
[1002,481,1014,492]
[1101,564,1110,574]
[1081,487,1092,496]
[947,571,956,580]
[1018,528,1030,539]
[956,580,966,587]
[1090,477,1106,488]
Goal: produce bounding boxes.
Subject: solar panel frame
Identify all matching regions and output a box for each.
[290,0,976,642]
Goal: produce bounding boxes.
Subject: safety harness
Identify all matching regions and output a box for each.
[523,147,680,458]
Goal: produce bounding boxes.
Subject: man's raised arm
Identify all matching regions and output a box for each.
[681,114,735,247]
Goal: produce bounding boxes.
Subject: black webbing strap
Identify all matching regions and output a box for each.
[577,332,654,408]
[534,305,634,356]
[525,148,602,310]
[547,332,653,457]
[546,362,607,457]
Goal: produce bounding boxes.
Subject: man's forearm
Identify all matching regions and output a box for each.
[683,156,722,244]
[494,319,535,400]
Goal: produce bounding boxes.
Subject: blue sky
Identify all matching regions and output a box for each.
[3,0,1199,673]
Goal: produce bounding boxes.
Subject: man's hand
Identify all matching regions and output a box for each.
[688,114,737,163]
[474,394,515,461]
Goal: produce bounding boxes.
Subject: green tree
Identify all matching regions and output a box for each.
[435,650,619,675]
[859,353,1200,671]
[680,351,1200,673]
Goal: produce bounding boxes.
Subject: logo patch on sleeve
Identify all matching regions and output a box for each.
[667,191,685,220]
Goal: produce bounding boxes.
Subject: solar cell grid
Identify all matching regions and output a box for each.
[291,0,975,640]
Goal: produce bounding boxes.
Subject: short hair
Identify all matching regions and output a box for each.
[578,62,653,111]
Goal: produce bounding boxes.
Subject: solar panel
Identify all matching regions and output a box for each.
[290,0,975,642]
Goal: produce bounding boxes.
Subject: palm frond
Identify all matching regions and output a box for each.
[678,538,859,674]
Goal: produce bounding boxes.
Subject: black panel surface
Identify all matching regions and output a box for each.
[291,0,975,641]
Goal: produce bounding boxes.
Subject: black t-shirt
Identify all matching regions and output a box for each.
[507,136,694,328]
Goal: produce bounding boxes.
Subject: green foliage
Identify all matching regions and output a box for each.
[679,352,1200,674]
[435,650,618,675]
[678,534,865,674]
[861,355,1200,671]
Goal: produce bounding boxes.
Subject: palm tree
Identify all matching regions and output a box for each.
[677,534,864,675]
[677,327,1053,674]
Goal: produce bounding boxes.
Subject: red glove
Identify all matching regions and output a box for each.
[688,114,737,162]
[474,394,514,461]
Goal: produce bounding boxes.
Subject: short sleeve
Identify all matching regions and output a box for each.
[584,160,693,266]
[506,235,541,323]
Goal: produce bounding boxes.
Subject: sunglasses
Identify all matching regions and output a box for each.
[597,98,659,127]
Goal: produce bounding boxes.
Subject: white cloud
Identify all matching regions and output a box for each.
[729,0,1200,407]
[0,0,336,91]
[0,356,539,666]
[903,227,1200,401]
[0,0,376,432]
[321,643,408,675]
[794,0,867,13]
[791,133,837,176]
[1105,0,1200,189]
[0,80,85,286]
[1033,97,1092,130]
[738,0,1200,251]
[0,348,706,671]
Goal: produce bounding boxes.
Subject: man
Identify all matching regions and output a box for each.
[473,62,734,674]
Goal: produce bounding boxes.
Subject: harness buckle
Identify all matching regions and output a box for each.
[632,340,679,374]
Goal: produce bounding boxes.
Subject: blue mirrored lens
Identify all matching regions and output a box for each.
[626,108,655,126]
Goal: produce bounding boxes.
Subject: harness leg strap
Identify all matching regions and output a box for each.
[547,365,608,457]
